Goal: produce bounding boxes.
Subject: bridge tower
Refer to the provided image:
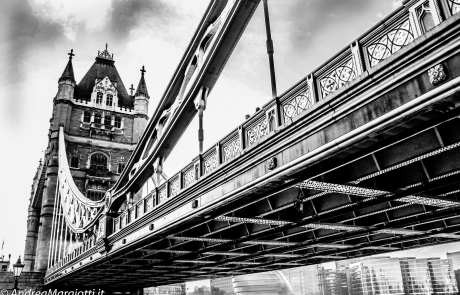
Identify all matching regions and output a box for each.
[24,46,150,273]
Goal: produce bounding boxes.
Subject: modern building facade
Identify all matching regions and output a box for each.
[144,284,184,295]
[427,258,458,295]
[232,271,293,295]
[348,257,405,295]
[319,267,349,295]
[447,252,460,271]
[447,252,460,293]
[211,276,236,295]
[399,258,432,295]
[282,265,322,295]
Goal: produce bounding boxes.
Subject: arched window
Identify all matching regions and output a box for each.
[86,190,105,201]
[106,94,113,106]
[94,113,101,124]
[96,92,103,104]
[117,163,125,174]
[90,153,108,171]
[115,117,122,128]
[104,115,111,126]
[83,111,91,123]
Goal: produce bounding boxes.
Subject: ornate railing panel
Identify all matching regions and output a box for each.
[136,201,143,219]
[246,116,268,146]
[319,57,357,98]
[282,85,313,122]
[366,18,415,67]
[145,192,154,212]
[114,217,120,233]
[158,184,167,204]
[183,166,196,188]
[447,0,460,14]
[169,176,180,198]
[129,207,135,223]
[203,149,218,175]
[120,212,127,228]
[221,133,241,162]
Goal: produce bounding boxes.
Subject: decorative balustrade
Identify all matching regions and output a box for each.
[365,18,415,67]
[109,0,455,235]
[203,148,218,175]
[221,131,241,163]
[158,184,167,204]
[246,114,268,146]
[447,0,460,14]
[169,175,180,198]
[50,0,460,275]
[281,82,311,122]
[318,51,358,98]
[183,164,197,188]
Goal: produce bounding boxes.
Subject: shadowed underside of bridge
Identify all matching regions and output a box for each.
[44,0,460,291]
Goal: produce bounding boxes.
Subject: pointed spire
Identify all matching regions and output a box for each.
[59,49,76,83]
[129,84,135,96]
[135,65,149,98]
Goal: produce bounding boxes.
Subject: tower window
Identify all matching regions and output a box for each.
[70,156,79,168]
[117,163,125,174]
[90,153,108,171]
[83,111,91,123]
[115,117,122,128]
[106,94,113,106]
[87,190,105,201]
[94,113,101,124]
[96,92,103,104]
[104,115,111,126]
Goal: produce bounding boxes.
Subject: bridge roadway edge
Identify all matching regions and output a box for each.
[45,12,460,288]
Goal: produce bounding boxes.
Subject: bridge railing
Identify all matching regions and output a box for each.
[108,0,458,236]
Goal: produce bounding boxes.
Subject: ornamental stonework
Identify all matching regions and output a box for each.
[428,64,446,85]
[268,157,277,170]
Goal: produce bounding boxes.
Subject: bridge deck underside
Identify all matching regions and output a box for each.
[54,96,460,289]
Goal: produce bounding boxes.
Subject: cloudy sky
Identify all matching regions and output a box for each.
[1,0,458,277]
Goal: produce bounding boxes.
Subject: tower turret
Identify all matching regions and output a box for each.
[56,49,76,101]
[133,65,150,143]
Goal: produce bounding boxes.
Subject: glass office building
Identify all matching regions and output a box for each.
[211,276,236,295]
[282,265,322,295]
[427,258,458,295]
[399,258,432,295]
[348,257,405,295]
[319,267,349,295]
[232,271,293,295]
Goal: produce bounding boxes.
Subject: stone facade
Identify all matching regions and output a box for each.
[22,47,150,281]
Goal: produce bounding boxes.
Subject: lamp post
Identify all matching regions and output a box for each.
[12,256,25,291]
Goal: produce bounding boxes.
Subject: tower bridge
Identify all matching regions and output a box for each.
[22,0,460,291]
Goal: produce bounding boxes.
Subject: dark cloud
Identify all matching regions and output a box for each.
[0,0,65,122]
[109,0,174,40]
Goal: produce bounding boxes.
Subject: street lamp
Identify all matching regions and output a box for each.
[12,256,25,291]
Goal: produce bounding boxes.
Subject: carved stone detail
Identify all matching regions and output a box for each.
[268,157,277,170]
[428,64,446,85]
